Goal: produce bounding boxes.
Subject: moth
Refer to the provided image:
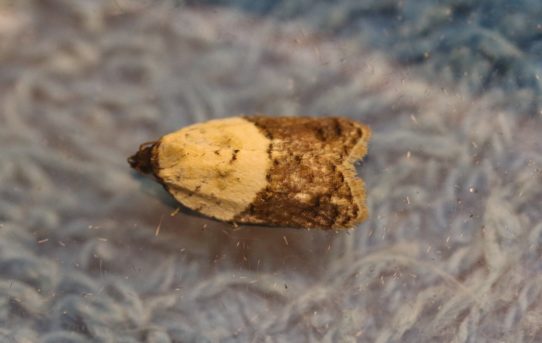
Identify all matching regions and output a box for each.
[128,116,371,229]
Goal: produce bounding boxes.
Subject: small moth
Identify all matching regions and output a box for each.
[128,116,371,229]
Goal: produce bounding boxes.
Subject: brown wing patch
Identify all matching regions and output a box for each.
[234,116,370,229]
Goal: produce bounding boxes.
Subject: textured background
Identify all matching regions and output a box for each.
[1,0,542,342]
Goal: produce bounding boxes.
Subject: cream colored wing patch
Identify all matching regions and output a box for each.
[155,117,271,221]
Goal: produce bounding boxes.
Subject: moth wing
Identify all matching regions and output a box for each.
[235,117,371,229]
[155,117,271,221]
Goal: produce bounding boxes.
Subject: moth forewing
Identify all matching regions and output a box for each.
[128,116,371,229]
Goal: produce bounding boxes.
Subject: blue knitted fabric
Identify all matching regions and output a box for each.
[0,1,541,342]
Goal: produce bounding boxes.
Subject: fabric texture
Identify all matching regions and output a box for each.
[0,1,541,342]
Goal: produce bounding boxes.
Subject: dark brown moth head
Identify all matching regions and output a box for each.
[128,141,157,175]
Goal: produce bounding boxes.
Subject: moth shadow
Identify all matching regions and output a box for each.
[130,171,350,278]
[355,155,370,176]
[162,213,349,278]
